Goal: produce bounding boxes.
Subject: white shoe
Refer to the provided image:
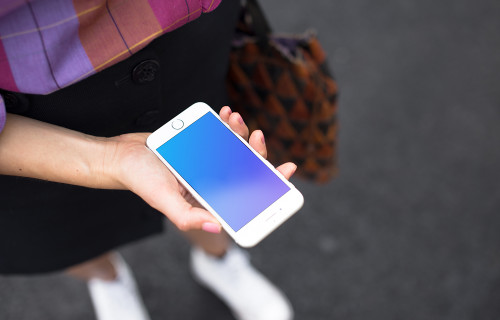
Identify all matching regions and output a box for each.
[190,245,293,320]
[87,253,151,320]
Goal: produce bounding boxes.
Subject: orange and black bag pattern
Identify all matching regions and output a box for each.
[226,0,338,183]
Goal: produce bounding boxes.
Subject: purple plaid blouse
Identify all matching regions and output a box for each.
[0,0,222,132]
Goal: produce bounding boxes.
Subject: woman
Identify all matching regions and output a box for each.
[0,0,296,319]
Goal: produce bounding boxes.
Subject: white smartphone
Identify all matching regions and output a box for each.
[146,102,304,247]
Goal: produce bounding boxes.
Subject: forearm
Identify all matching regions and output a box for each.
[0,113,124,189]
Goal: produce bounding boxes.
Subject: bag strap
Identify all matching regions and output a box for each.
[245,0,271,34]
[244,0,272,47]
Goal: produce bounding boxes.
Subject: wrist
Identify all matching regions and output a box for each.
[0,114,140,190]
[95,132,151,191]
[87,135,125,190]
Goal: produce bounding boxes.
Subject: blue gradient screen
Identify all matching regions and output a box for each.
[156,112,290,231]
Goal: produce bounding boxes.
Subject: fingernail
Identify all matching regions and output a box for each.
[202,222,221,234]
[225,106,232,114]
[238,115,244,125]
[260,131,265,144]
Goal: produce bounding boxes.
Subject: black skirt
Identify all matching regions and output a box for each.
[0,0,240,275]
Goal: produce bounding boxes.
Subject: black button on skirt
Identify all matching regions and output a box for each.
[0,0,240,274]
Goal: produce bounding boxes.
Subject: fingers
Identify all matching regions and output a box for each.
[249,131,296,180]
[228,112,249,140]
[219,106,296,184]
[276,162,297,180]
[219,106,249,141]
[248,129,267,159]
[220,106,232,122]
[221,107,267,158]
[147,187,221,233]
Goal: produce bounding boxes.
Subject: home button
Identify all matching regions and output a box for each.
[172,119,184,130]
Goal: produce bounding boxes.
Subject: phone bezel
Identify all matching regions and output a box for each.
[146,102,304,247]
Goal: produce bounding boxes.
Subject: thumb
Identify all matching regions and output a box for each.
[150,189,221,233]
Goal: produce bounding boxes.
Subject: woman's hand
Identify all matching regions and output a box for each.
[107,106,297,233]
[0,108,296,234]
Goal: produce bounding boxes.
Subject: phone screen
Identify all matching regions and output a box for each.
[156,111,290,231]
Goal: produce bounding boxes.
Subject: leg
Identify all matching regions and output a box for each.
[65,252,117,281]
[183,229,231,258]
[66,252,150,320]
[185,230,294,320]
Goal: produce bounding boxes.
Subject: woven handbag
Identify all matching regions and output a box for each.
[226,0,339,183]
